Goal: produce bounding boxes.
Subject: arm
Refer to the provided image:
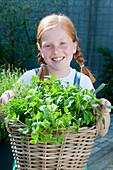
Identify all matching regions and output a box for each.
[79,74,111,136]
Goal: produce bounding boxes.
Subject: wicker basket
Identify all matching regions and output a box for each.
[7,122,97,170]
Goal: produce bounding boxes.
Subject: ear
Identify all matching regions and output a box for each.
[73,41,77,53]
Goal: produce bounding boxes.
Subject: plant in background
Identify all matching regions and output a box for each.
[2,76,113,145]
[0,0,60,70]
[97,47,113,106]
[0,0,39,70]
[0,65,24,143]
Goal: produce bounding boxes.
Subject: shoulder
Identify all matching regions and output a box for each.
[71,68,94,91]
[20,69,36,78]
[79,72,95,91]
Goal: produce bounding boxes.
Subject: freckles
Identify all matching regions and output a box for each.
[41,51,50,59]
[62,47,67,50]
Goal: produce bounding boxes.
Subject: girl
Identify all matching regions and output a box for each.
[0,14,111,170]
[16,13,111,137]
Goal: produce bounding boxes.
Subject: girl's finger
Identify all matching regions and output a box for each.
[100,98,111,113]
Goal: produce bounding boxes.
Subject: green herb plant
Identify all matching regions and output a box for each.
[0,65,25,143]
[2,76,113,145]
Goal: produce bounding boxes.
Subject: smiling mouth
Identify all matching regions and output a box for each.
[52,57,65,61]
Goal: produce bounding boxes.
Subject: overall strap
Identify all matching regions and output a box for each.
[34,68,39,74]
[73,71,81,87]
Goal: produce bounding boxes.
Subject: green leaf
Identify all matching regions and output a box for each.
[30,139,38,144]
[83,95,92,101]
[91,106,103,118]
[10,118,18,123]
[75,126,79,133]
[64,106,69,113]
[55,95,63,105]
[54,137,62,145]
[41,121,50,129]
[45,134,52,140]
[94,83,106,94]
[102,118,105,129]
[22,127,30,134]
[18,128,24,133]
[83,111,90,125]
[103,105,113,109]
[25,118,32,126]
[77,118,82,125]
[39,105,46,111]
[61,132,65,140]
[51,104,57,111]
[31,132,39,139]
[64,97,75,108]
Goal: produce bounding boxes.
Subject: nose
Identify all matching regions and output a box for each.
[53,44,60,55]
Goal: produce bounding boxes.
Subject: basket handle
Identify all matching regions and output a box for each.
[5,123,13,134]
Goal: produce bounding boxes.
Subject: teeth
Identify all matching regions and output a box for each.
[53,57,63,61]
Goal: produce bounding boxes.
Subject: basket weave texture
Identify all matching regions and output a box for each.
[7,122,97,170]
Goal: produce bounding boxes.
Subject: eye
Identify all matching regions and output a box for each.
[45,44,52,48]
[60,42,65,45]
[43,43,52,48]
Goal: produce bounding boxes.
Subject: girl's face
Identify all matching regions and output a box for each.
[40,24,77,77]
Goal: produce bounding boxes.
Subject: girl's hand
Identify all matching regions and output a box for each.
[0,90,14,122]
[0,97,3,122]
[0,90,14,105]
[100,98,111,114]
[96,98,111,137]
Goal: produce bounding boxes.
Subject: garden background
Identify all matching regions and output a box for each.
[0,0,113,169]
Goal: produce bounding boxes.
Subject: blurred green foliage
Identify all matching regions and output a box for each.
[97,47,113,106]
[0,0,60,70]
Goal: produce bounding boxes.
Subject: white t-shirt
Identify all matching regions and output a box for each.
[17,68,94,91]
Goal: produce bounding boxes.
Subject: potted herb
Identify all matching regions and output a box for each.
[0,65,24,170]
[1,75,113,169]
